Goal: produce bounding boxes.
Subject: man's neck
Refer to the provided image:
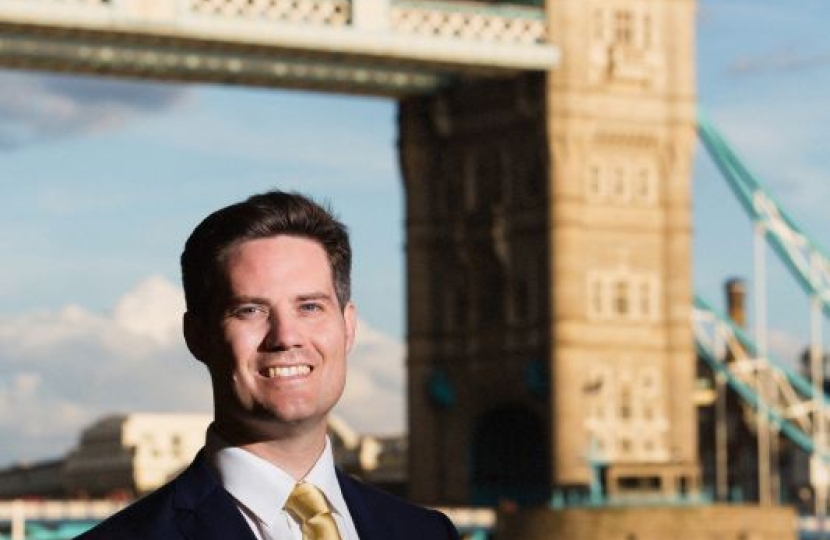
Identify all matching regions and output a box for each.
[240,434,327,480]
[212,418,328,480]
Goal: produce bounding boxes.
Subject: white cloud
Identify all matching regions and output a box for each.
[0,71,189,149]
[0,276,206,465]
[113,275,185,346]
[0,275,406,466]
[337,320,406,436]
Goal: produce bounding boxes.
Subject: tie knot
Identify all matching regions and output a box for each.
[285,482,331,523]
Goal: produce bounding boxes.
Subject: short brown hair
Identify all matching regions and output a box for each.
[181,190,351,317]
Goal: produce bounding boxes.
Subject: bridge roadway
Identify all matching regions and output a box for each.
[0,0,559,96]
[0,499,825,539]
[0,499,493,539]
[0,499,126,540]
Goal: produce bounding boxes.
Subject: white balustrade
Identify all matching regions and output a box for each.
[0,499,128,521]
[0,0,549,46]
[0,0,558,96]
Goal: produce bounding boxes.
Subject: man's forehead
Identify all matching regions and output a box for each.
[227,233,325,255]
[220,235,326,269]
[219,236,333,286]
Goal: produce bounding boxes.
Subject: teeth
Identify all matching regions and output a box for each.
[265,365,311,378]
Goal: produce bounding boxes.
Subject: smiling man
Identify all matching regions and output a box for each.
[77,191,459,540]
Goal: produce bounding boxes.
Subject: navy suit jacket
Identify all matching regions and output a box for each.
[75,452,459,540]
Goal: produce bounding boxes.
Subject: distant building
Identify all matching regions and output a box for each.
[0,413,405,500]
[63,413,211,498]
[0,459,65,499]
[695,279,814,511]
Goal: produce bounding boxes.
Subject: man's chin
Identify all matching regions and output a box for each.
[222,409,327,441]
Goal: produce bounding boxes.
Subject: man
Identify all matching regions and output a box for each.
[77,191,459,540]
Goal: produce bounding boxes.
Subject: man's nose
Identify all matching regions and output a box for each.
[263,313,302,350]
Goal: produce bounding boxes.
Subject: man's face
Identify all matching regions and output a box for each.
[188,235,355,439]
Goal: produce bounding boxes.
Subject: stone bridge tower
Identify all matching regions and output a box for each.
[400,0,699,506]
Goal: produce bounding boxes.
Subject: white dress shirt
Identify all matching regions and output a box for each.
[205,429,361,540]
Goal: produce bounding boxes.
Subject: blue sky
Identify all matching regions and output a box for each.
[1,0,829,466]
[693,0,830,362]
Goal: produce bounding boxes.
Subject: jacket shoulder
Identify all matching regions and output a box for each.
[74,452,228,540]
[338,472,459,540]
[74,481,179,539]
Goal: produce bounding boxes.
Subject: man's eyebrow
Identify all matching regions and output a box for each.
[296,292,334,302]
[226,295,270,305]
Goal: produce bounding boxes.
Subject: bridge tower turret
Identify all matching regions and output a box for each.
[400,0,699,506]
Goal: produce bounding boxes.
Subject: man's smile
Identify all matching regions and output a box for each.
[260,365,313,379]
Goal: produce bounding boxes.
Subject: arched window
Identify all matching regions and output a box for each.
[470,406,550,505]
[614,10,634,46]
[614,280,629,315]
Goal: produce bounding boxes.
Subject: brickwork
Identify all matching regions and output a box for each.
[401,0,699,505]
[497,505,798,540]
[400,75,552,505]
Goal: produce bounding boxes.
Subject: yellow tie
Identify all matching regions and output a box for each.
[285,482,343,540]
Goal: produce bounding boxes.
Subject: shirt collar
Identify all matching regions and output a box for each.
[205,427,346,529]
[304,437,349,520]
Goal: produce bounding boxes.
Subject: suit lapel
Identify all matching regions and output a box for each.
[173,452,258,540]
[338,469,390,540]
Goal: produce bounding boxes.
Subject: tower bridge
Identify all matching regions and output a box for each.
[10,1,813,539]
[0,0,699,510]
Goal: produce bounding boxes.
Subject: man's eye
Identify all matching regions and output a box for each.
[299,303,323,313]
[232,306,266,318]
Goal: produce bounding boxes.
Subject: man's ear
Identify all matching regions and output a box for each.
[343,301,357,354]
[183,312,210,365]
